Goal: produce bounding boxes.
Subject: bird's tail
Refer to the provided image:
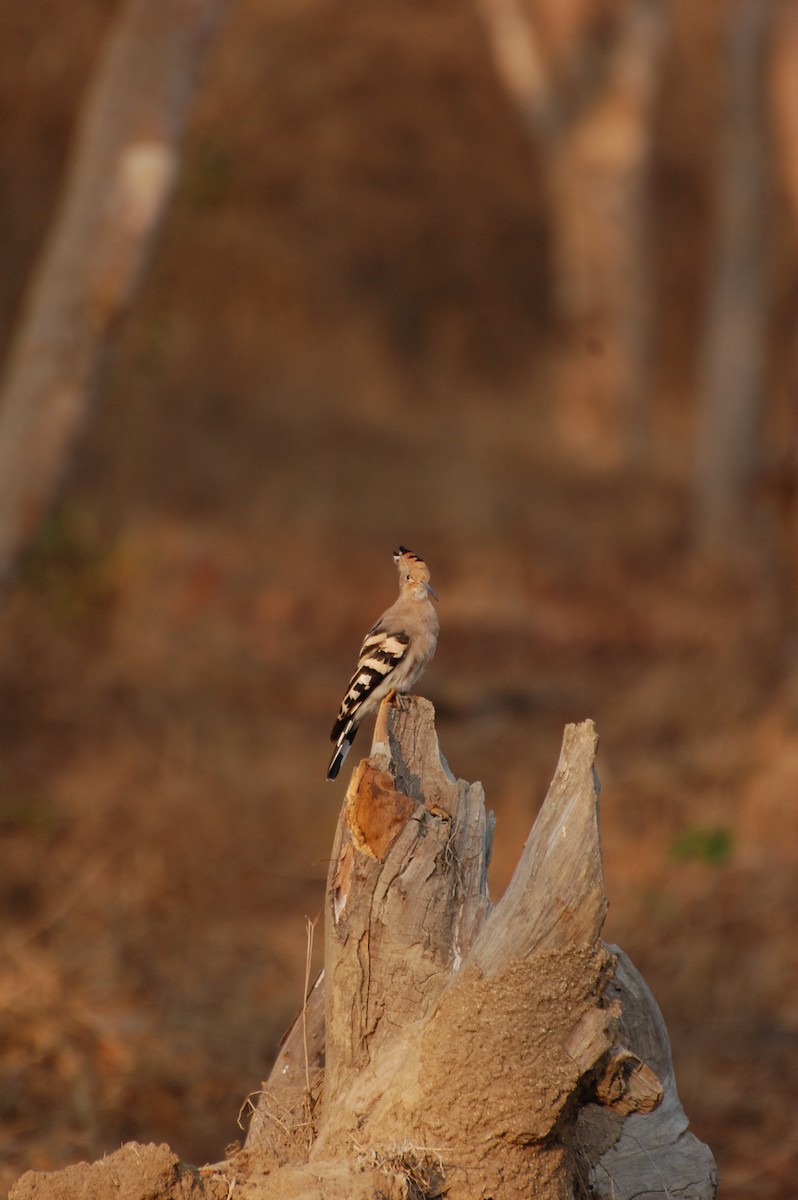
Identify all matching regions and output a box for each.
[326,734,353,781]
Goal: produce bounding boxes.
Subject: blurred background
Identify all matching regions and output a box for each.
[1,0,797,1196]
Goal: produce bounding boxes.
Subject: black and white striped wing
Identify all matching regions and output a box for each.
[330,626,410,742]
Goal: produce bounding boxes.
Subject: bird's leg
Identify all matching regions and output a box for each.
[393,691,413,713]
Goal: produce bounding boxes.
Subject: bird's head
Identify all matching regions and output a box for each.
[393,546,439,601]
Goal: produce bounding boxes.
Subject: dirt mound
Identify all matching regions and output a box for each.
[9,1142,227,1200]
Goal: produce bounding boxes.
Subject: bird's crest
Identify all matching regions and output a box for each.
[393,546,432,586]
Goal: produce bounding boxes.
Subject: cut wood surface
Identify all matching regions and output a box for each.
[11,697,717,1200]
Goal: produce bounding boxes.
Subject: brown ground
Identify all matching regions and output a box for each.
[8,1143,226,1200]
[1,1,798,1198]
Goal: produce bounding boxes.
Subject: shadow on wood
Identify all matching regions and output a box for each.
[10,696,717,1200]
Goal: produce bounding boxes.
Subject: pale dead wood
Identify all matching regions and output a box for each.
[0,0,229,581]
[581,947,719,1199]
[468,718,606,973]
[322,697,493,1105]
[243,969,325,1161]
[592,1046,664,1116]
[241,698,713,1200]
[10,698,716,1200]
[564,1000,623,1076]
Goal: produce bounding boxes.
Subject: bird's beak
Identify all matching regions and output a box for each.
[425,582,439,602]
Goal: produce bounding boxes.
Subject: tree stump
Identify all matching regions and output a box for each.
[241,696,718,1200]
[10,696,716,1200]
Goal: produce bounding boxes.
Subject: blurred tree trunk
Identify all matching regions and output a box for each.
[476,0,667,467]
[694,0,769,562]
[769,0,798,626]
[0,0,229,583]
[772,1,798,226]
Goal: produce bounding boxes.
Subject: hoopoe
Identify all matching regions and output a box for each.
[327,547,440,781]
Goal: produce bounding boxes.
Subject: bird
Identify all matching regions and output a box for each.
[327,546,440,781]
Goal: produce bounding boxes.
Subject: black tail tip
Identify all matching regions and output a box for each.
[327,731,355,781]
[327,743,347,781]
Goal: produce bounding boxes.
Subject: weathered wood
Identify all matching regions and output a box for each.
[243,697,714,1200]
[591,1045,664,1116]
[11,698,717,1200]
[320,700,712,1198]
[235,698,717,1199]
[579,947,719,1200]
[323,696,493,1105]
[243,969,325,1163]
[468,719,606,974]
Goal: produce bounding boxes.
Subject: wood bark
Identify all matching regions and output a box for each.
[0,0,229,582]
[10,697,716,1200]
[238,696,717,1200]
[581,948,719,1199]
